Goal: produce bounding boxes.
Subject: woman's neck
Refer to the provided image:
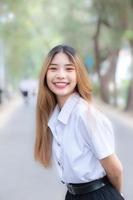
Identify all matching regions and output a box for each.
[56,91,77,109]
[56,95,68,109]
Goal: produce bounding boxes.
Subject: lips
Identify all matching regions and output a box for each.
[53,82,69,89]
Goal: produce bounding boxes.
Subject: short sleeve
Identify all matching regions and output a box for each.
[79,105,115,160]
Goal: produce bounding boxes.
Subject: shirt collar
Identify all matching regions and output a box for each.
[48,92,80,128]
[58,92,80,124]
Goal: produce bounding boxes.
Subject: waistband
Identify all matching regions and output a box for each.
[67,176,109,195]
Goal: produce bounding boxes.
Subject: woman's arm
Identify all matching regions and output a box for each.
[100,154,123,193]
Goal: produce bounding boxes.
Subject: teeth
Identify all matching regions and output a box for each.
[53,82,69,88]
[54,83,68,86]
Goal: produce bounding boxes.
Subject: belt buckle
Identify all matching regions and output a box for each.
[67,184,76,195]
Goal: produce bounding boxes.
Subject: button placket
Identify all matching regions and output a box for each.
[55,124,64,180]
[55,125,62,144]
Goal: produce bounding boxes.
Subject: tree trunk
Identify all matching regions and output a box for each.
[93,17,105,101]
[125,78,133,111]
[93,17,101,78]
[100,50,119,105]
[125,42,133,111]
[125,61,133,111]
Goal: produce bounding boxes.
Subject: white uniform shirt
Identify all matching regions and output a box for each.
[48,92,115,184]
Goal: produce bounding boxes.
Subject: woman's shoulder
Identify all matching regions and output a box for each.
[75,96,96,115]
[74,97,112,127]
[73,96,95,119]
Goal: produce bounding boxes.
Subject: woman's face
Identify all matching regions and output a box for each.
[46,52,77,106]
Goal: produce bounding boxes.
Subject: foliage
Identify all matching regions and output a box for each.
[0,0,133,110]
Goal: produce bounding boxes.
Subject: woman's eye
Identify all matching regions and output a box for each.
[49,67,57,70]
[66,67,74,71]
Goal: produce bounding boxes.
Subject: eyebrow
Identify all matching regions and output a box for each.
[50,63,73,66]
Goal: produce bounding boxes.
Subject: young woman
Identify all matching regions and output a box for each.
[35,44,124,200]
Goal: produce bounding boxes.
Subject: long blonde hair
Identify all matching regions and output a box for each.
[34,45,92,167]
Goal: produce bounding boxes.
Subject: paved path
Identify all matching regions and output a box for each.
[95,100,133,200]
[0,96,132,200]
[106,113,133,200]
[0,96,66,200]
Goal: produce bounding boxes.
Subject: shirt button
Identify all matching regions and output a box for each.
[61,180,65,184]
[58,161,61,166]
[57,142,61,146]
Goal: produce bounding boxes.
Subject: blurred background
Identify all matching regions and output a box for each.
[0,0,133,200]
[0,0,133,110]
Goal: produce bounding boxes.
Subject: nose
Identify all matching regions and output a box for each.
[56,68,65,79]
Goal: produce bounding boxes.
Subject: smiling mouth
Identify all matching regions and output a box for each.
[53,82,69,88]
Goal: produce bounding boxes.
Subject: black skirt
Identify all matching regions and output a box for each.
[65,183,125,200]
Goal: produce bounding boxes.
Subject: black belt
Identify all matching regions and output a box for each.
[67,176,109,195]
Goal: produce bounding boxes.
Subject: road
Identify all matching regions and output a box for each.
[0,96,66,200]
[0,96,132,200]
[110,114,133,200]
